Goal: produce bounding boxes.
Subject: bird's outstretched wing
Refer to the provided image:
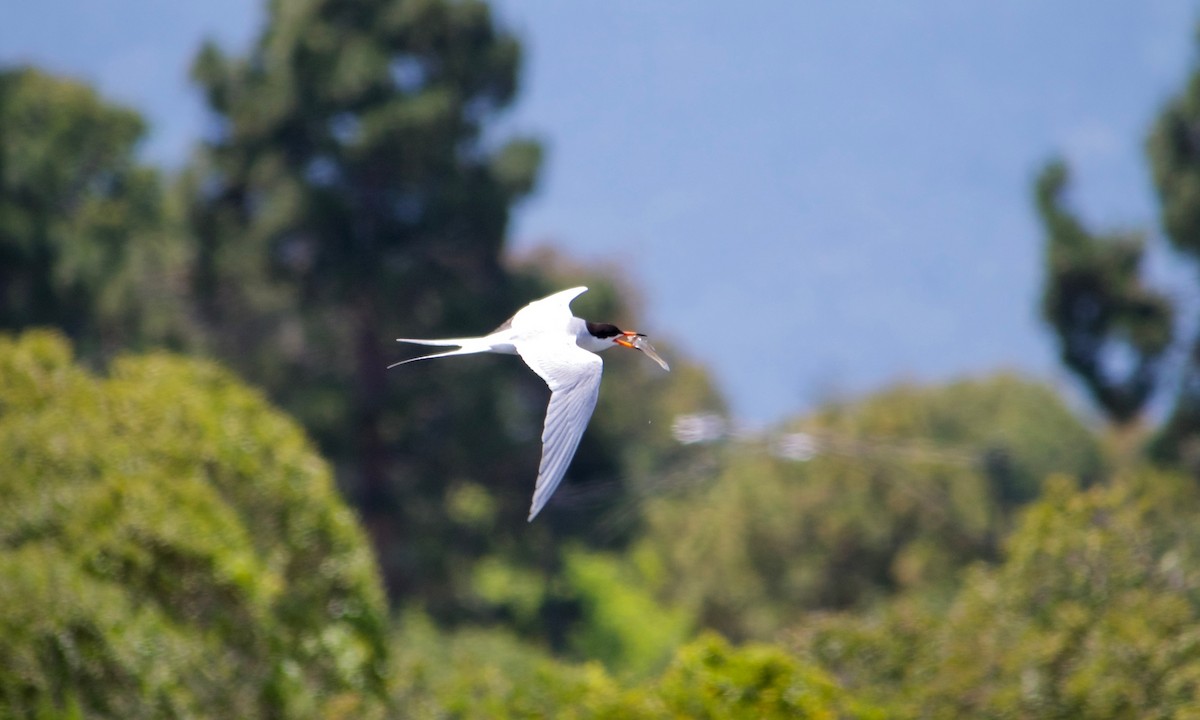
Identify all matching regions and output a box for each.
[517,339,603,521]
[509,286,588,332]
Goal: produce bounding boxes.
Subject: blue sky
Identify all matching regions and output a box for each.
[3,1,1197,423]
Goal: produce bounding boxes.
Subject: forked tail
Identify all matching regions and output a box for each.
[387,336,492,369]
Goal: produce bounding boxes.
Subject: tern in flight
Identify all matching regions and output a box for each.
[388,286,670,520]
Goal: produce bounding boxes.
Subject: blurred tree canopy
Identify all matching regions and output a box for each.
[792,468,1200,719]
[1036,161,1173,426]
[916,469,1200,718]
[1038,27,1200,469]
[390,615,881,719]
[0,331,389,718]
[638,374,1103,641]
[0,68,186,361]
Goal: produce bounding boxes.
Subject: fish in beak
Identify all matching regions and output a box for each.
[615,331,670,371]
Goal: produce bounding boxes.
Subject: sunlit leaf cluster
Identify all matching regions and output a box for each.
[0,331,389,718]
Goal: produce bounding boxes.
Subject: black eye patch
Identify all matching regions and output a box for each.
[585,321,623,338]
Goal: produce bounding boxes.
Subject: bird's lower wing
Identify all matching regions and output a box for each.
[517,342,603,520]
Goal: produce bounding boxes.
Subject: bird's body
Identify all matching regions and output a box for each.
[389,286,669,520]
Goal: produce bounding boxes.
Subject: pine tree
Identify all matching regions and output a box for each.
[0,67,183,360]
[186,0,545,602]
[1036,26,1200,469]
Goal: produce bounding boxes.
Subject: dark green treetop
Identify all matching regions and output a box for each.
[0,67,184,361]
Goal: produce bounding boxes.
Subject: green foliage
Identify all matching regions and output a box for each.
[1148,55,1200,261]
[466,546,691,678]
[788,596,940,714]
[1145,41,1200,466]
[640,374,1103,640]
[561,547,692,678]
[1035,159,1173,424]
[914,470,1200,718]
[391,613,623,719]
[391,616,876,719]
[0,68,185,360]
[791,469,1200,719]
[649,633,882,720]
[1038,25,1200,464]
[0,331,389,718]
[809,373,1103,503]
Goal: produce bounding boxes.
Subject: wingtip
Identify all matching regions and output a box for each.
[527,500,545,522]
[550,286,588,301]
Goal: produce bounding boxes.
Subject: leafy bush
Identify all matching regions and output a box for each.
[391,616,877,719]
[391,613,622,719]
[560,547,691,678]
[791,468,1200,718]
[649,633,882,720]
[917,470,1200,718]
[0,331,389,718]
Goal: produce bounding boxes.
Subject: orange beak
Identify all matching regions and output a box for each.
[614,330,643,349]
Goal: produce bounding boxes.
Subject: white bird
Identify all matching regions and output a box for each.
[388,286,670,521]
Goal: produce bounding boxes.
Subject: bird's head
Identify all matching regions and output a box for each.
[585,322,670,371]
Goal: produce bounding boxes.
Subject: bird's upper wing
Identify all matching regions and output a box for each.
[509,286,587,332]
[517,338,603,520]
